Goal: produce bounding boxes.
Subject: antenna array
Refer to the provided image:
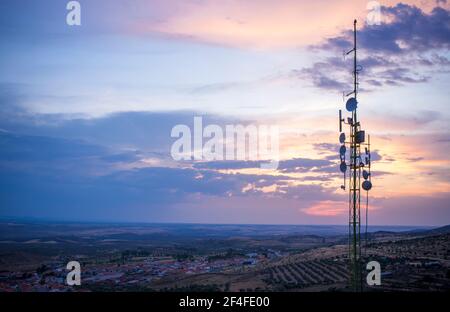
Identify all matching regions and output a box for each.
[338,20,373,292]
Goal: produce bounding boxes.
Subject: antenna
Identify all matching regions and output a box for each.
[337,19,373,292]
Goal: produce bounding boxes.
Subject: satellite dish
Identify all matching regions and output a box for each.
[363,170,370,180]
[346,97,358,112]
[339,133,346,144]
[340,145,346,156]
[362,180,372,191]
[340,161,347,173]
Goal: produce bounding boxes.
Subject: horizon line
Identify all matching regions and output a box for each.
[0,216,441,228]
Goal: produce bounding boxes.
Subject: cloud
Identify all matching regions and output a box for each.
[190,81,249,94]
[303,200,347,217]
[277,158,333,173]
[370,151,383,162]
[291,64,350,92]
[320,4,450,54]
[2,0,446,50]
[0,132,148,194]
[297,4,450,91]
[0,128,335,220]
[0,132,127,163]
[1,110,449,224]
[0,92,448,222]
[125,0,371,48]
[0,100,236,156]
[194,157,333,174]
[377,67,429,84]
[193,160,262,170]
[406,156,424,162]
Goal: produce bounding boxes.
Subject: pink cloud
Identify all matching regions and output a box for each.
[124,0,445,48]
[303,200,347,216]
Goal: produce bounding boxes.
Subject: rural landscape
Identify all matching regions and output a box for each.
[1,221,449,292]
[1,0,449,302]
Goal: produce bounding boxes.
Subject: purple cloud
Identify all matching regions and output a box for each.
[298,4,450,91]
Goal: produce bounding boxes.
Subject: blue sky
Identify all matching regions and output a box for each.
[0,0,449,225]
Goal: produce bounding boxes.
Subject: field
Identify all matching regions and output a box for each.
[0,222,449,292]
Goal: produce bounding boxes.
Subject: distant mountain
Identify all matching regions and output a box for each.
[367,225,450,238]
[393,224,450,237]
[422,224,450,235]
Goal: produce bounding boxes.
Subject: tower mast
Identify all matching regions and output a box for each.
[350,19,361,292]
[338,20,373,292]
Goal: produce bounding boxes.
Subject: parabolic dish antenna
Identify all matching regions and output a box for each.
[362,180,372,191]
[340,161,347,173]
[346,97,358,112]
[340,145,346,156]
[339,133,346,144]
[363,170,370,180]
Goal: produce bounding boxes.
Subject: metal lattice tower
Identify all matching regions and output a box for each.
[338,20,373,292]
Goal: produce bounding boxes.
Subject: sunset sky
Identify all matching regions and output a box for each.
[0,0,449,225]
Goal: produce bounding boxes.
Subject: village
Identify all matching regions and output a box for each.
[0,249,283,292]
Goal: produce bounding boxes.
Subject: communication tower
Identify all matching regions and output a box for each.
[338,20,373,292]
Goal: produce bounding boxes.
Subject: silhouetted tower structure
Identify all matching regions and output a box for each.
[338,20,373,292]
